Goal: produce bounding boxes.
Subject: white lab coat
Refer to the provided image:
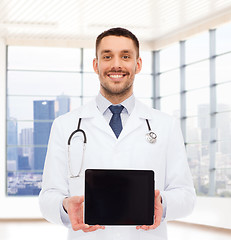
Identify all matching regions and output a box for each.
[39,98,196,240]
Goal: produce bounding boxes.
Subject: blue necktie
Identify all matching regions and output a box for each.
[109,105,124,138]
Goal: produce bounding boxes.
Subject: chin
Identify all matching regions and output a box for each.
[107,87,132,97]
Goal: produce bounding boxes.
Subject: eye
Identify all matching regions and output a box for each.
[122,55,130,60]
[103,55,111,60]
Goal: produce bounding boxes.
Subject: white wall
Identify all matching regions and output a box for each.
[180,197,231,229]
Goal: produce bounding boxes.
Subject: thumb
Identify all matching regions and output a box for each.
[73,195,84,204]
[155,190,160,198]
[77,195,84,203]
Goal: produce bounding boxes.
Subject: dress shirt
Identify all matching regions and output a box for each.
[95,92,135,127]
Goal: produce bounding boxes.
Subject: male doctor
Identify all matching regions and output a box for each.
[39,27,196,240]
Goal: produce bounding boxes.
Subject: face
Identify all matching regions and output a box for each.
[93,36,142,102]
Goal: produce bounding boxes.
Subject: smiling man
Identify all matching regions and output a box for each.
[39,27,196,240]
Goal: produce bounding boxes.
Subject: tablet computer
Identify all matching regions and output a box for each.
[84,169,154,226]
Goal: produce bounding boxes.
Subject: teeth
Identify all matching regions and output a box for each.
[109,75,123,78]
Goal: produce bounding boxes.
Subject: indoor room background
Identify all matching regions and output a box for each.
[0,0,231,239]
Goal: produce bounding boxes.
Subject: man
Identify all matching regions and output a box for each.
[39,27,196,240]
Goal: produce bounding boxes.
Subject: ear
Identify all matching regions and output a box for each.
[93,58,99,74]
[135,57,142,74]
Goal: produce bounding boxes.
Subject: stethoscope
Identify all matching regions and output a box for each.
[67,118,157,178]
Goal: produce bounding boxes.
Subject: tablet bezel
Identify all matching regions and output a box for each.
[84,169,155,226]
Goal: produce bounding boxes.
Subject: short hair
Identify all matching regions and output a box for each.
[95,27,140,58]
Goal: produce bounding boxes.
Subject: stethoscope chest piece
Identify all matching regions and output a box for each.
[146,131,157,144]
[145,119,157,143]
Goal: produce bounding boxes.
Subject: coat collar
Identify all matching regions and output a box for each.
[79,97,152,120]
[77,97,153,140]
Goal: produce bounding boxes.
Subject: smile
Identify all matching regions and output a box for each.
[109,74,124,78]
[107,73,127,80]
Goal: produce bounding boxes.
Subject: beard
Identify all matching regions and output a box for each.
[99,68,135,98]
[100,80,133,97]
[100,75,134,99]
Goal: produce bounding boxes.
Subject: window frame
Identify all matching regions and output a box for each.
[0,41,42,218]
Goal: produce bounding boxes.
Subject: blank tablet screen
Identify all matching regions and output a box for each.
[84,169,154,225]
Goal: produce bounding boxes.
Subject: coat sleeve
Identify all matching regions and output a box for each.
[39,117,70,225]
[161,118,196,221]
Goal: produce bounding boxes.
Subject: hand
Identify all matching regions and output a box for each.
[136,189,163,230]
[63,196,105,232]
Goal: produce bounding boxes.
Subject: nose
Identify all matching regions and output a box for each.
[111,56,122,70]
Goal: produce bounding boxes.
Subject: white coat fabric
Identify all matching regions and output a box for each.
[39,98,196,240]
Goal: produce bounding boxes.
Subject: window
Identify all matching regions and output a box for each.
[216,22,231,54]
[6,47,153,196]
[185,32,209,64]
[154,22,231,197]
[134,51,153,107]
[6,22,231,198]
[158,44,181,117]
[7,47,82,196]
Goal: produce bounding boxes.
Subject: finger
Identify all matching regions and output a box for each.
[140,225,149,230]
[153,218,161,229]
[154,208,163,227]
[83,226,98,232]
[99,225,105,230]
[140,224,157,231]
[147,224,155,230]
[82,226,97,232]
[82,225,105,232]
[72,223,89,231]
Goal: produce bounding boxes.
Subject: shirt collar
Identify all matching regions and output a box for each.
[96,92,135,115]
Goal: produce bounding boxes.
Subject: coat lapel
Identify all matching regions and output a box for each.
[79,99,115,138]
[91,113,115,138]
[119,99,153,141]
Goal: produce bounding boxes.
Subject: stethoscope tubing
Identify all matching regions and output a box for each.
[68,118,87,145]
[67,118,157,178]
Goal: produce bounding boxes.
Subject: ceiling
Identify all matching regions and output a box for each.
[1,0,231,49]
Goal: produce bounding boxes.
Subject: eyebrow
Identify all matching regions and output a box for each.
[121,50,133,53]
[100,49,134,54]
[100,50,111,54]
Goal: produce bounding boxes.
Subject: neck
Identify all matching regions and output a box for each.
[100,91,133,104]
